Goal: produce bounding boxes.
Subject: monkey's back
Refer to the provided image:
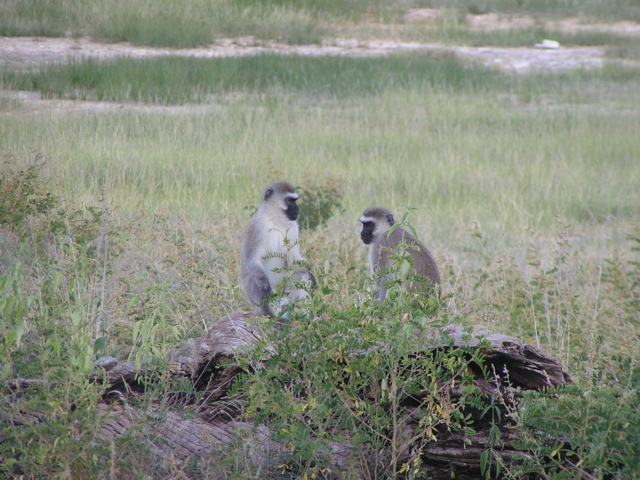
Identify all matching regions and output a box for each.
[382,227,441,295]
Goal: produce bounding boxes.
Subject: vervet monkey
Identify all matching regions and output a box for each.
[359,207,441,301]
[240,181,316,317]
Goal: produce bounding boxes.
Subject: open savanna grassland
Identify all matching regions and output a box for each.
[2,0,640,52]
[2,56,639,479]
[1,1,640,479]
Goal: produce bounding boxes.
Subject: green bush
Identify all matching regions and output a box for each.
[0,155,115,478]
[0,153,57,232]
[233,293,483,478]
[298,176,344,230]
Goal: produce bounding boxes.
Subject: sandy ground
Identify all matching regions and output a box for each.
[0,35,615,74]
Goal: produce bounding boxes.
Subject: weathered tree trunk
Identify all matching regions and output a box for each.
[95,313,570,391]
[88,312,575,479]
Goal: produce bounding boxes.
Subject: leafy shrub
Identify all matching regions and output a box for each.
[233,300,485,478]
[0,154,114,478]
[0,153,57,232]
[298,176,344,230]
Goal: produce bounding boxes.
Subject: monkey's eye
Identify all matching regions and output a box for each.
[286,197,297,206]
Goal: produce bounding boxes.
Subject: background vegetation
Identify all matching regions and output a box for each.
[2,0,640,48]
[1,0,639,478]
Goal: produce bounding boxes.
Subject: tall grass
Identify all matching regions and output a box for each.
[1,0,639,47]
[1,53,503,104]
[412,0,640,22]
[0,150,637,477]
[1,57,638,244]
[0,48,639,477]
[0,0,75,37]
[0,0,370,46]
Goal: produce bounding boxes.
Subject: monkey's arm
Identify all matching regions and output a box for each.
[288,241,316,289]
[282,267,316,304]
[373,252,392,301]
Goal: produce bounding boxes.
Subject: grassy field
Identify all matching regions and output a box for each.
[1,1,640,478]
[2,0,640,48]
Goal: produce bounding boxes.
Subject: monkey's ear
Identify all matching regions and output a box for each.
[387,214,395,226]
[264,187,274,201]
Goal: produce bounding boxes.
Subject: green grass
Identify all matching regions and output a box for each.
[0,0,378,46]
[0,27,639,479]
[0,53,503,104]
[443,27,638,48]
[0,0,73,37]
[1,0,640,47]
[1,56,638,239]
[423,0,640,22]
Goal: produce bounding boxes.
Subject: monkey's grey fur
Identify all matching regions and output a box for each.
[359,207,441,301]
[240,181,316,317]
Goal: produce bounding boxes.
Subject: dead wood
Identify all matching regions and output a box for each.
[3,311,575,478]
[83,311,576,478]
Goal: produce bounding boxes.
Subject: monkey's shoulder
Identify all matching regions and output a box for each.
[384,227,418,246]
[385,228,434,256]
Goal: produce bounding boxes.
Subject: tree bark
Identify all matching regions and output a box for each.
[86,312,575,478]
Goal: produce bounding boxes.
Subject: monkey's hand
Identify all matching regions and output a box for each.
[283,268,316,303]
[290,260,316,286]
[291,268,316,289]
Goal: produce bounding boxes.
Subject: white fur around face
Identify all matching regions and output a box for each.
[361,215,391,276]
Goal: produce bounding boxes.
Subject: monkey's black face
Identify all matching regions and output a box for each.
[360,221,375,245]
[285,196,299,221]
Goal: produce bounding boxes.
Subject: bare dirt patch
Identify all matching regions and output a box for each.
[0,34,617,75]
[2,12,640,75]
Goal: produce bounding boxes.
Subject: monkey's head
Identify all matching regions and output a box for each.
[359,207,395,245]
[263,181,300,221]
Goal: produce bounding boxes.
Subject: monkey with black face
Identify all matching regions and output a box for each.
[359,207,441,302]
[240,181,316,317]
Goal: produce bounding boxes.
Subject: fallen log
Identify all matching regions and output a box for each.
[87,311,575,479]
[95,313,570,393]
